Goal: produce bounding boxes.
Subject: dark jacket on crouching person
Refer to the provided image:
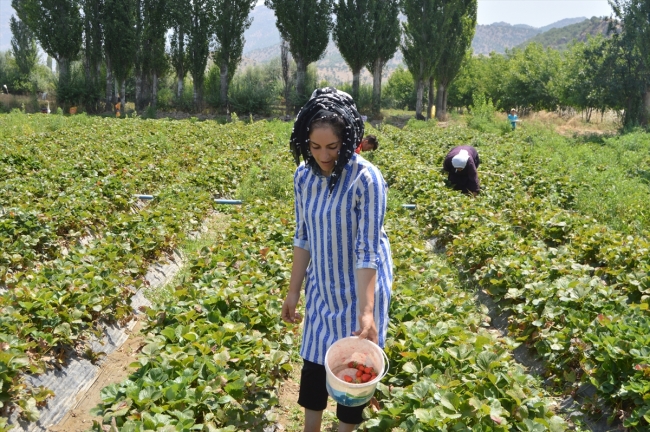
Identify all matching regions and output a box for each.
[443,145,481,194]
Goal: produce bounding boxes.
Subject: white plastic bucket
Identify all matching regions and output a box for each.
[324,336,389,407]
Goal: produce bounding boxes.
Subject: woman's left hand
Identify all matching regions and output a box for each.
[354,312,378,344]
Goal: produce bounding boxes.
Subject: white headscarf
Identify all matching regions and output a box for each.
[452,150,470,169]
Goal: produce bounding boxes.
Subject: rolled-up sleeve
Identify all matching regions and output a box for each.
[355,168,387,270]
[293,168,310,250]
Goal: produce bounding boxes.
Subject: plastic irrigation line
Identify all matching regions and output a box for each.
[214,199,243,205]
[402,204,416,209]
[134,194,155,200]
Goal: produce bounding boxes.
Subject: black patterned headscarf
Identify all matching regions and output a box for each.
[290,87,365,193]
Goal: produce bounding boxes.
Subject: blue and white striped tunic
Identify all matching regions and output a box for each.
[293,154,393,365]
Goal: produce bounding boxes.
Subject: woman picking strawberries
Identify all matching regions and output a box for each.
[281,87,393,432]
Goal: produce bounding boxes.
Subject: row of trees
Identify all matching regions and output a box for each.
[446,1,650,127]
[10,0,257,112]
[402,0,477,120]
[272,0,477,118]
[268,0,401,115]
[7,0,478,118]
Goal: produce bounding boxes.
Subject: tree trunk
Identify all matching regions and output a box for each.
[436,82,448,121]
[371,57,382,117]
[193,85,199,111]
[152,71,158,109]
[295,56,306,113]
[135,74,142,112]
[427,76,435,120]
[415,77,424,119]
[84,26,91,87]
[58,58,70,82]
[643,89,650,126]
[220,58,229,110]
[143,74,151,108]
[83,7,91,86]
[57,58,70,108]
[135,0,143,111]
[176,77,183,99]
[105,55,113,111]
[121,79,126,115]
[176,28,185,99]
[443,86,448,116]
[95,61,101,89]
[352,68,360,103]
[280,39,291,116]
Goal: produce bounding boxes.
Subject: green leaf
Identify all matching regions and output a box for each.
[402,361,418,374]
[440,392,460,411]
[412,380,431,399]
[413,408,436,423]
[20,397,39,422]
[160,327,176,342]
[182,332,199,342]
[548,415,567,432]
[141,342,161,356]
[99,383,120,404]
[476,351,498,371]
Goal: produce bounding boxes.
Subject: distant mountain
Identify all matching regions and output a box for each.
[240,11,595,82]
[538,17,588,33]
[241,5,404,84]
[517,17,613,51]
[243,6,280,54]
[471,17,588,55]
[471,22,541,55]
[239,39,403,85]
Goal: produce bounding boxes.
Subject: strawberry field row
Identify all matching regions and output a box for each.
[92,200,567,431]
[0,113,280,423]
[375,124,650,429]
[91,202,297,430]
[90,119,567,431]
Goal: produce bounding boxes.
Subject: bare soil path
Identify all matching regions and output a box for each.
[49,322,145,431]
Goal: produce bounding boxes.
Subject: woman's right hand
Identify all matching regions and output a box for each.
[281,290,301,323]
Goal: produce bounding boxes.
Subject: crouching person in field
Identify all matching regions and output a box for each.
[443,145,481,195]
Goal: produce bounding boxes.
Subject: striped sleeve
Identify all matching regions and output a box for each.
[355,167,387,270]
[293,166,309,250]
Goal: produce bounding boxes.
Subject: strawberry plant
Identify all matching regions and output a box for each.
[374,123,650,428]
[0,113,282,422]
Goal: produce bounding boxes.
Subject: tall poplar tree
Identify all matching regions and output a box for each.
[610,0,650,126]
[212,0,256,109]
[9,15,39,79]
[280,38,291,115]
[82,0,104,112]
[104,0,137,113]
[170,1,191,98]
[265,0,334,111]
[13,0,83,92]
[401,0,437,119]
[365,0,400,116]
[333,0,372,102]
[134,0,145,110]
[433,0,477,120]
[187,0,213,110]
[142,0,169,109]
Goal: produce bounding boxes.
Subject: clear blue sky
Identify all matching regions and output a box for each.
[477,0,613,27]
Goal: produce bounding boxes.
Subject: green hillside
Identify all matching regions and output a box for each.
[471,23,540,55]
[517,16,613,51]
